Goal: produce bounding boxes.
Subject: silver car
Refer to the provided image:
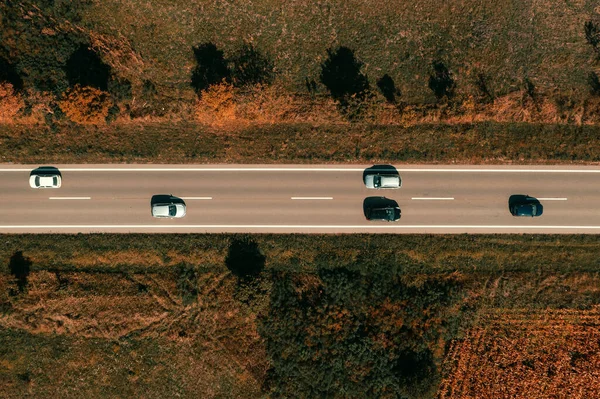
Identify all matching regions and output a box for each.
[29,167,62,188]
[364,173,401,189]
[151,195,186,218]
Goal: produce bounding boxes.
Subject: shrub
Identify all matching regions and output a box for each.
[191,42,230,93]
[8,251,32,293]
[320,46,369,104]
[0,83,25,122]
[0,1,89,93]
[195,81,237,125]
[230,44,274,87]
[58,84,111,124]
[428,61,455,100]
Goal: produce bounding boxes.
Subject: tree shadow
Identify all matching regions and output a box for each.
[191,42,230,93]
[377,74,400,103]
[9,251,32,293]
[0,56,23,91]
[65,44,111,91]
[230,44,274,87]
[225,235,266,279]
[428,60,455,100]
[320,46,369,105]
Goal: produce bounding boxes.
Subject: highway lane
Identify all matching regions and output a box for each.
[1,164,600,233]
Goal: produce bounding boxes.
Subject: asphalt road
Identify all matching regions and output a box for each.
[1,164,600,233]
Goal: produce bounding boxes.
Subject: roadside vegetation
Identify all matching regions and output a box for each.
[1,1,600,162]
[1,234,600,398]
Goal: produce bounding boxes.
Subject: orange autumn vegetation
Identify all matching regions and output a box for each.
[0,83,24,122]
[438,307,600,399]
[59,84,111,125]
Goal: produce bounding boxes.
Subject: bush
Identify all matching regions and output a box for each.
[230,44,274,87]
[0,1,89,93]
[0,83,25,122]
[191,42,230,93]
[428,61,455,100]
[8,251,32,293]
[195,81,237,124]
[320,46,369,104]
[58,84,111,124]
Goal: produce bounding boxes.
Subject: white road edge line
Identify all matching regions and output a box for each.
[4,168,600,172]
[537,198,568,201]
[48,197,91,200]
[291,197,333,200]
[411,197,454,200]
[2,225,600,229]
[180,197,212,200]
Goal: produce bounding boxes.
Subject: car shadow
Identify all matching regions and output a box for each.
[151,194,186,206]
[30,166,61,177]
[362,196,399,218]
[362,164,399,182]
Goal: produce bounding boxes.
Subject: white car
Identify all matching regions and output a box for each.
[151,195,186,218]
[364,173,401,189]
[29,167,62,188]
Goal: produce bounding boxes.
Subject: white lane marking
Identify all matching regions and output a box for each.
[411,197,454,200]
[3,167,600,172]
[181,197,212,200]
[537,198,567,201]
[291,197,333,200]
[48,197,91,200]
[2,225,600,230]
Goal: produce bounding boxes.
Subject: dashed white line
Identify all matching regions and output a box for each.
[411,197,454,200]
[291,197,333,200]
[48,197,91,200]
[181,197,212,200]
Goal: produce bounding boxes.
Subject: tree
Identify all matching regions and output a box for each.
[230,44,274,87]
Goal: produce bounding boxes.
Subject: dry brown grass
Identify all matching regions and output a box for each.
[438,307,600,399]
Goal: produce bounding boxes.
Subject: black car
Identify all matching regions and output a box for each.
[364,197,401,221]
[509,195,543,217]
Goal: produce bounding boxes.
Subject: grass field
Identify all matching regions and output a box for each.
[82,0,599,102]
[4,121,600,164]
[1,234,600,397]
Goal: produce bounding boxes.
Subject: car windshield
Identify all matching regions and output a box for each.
[373,175,381,188]
[169,205,177,216]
